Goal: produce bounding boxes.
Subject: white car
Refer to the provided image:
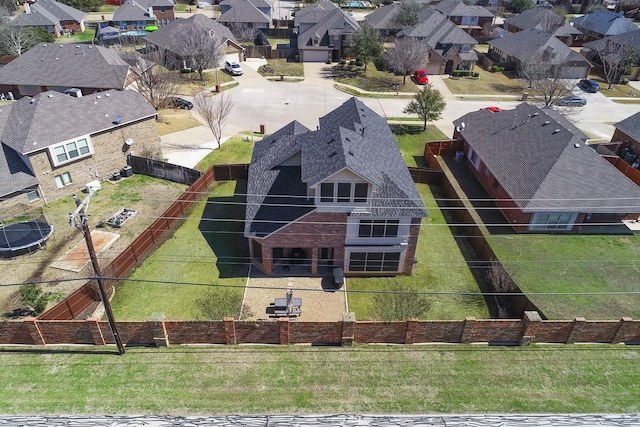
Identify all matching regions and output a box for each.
[225,60,243,76]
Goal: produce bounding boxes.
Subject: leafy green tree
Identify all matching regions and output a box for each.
[370,282,431,321]
[403,84,446,130]
[510,0,535,13]
[349,24,383,72]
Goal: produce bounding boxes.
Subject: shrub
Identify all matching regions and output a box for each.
[339,59,346,65]
[20,284,50,316]
[195,288,253,320]
[620,78,630,85]
[472,72,480,78]
[491,65,505,73]
[180,68,194,74]
[369,282,431,321]
[452,70,473,77]
[355,58,364,66]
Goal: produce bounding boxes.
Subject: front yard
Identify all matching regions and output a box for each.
[332,62,420,93]
[258,59,304,78]
[443,66,526,97]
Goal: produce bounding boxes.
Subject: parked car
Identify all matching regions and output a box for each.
[413,70,429,85]
[480,106,502,113]
[167,97,193,110]
[556,96,587,107]
[579,79,600,93]
[225,60,243,76]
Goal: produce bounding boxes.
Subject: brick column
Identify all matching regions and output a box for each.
[612,317,634,344]
[151,312,169,347]
[87,318,106,345]
[405,318,418,344]
[279,317,290,344]
[566,317,586,344]
[459,317,476,344]
[224,316,236,345]
[311,247,318,276]
[520,311,542,346]
[26,320,45,345]
[341,312,355,346]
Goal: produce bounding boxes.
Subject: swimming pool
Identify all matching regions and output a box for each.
[120,30,149,37]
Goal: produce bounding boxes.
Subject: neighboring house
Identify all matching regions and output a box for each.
[111,0,175,31]
[570,10,638,43]
[363,3,401,39]
[0,90,159,218]
[143,14,245,68]
[0,43,134,99]
[217,0,271,33]
[453,103,640,233]
[612,111,640,164]
[397,8,480,74]
[503,8,582,46]
[11,0,86,38]
[581,29,640,78]
[487,28,592,79]
[245,97,427,276]
[431,0,494,40]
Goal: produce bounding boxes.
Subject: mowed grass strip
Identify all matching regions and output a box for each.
[348,184,489,320]
[0,345,639,414]
[391,124,449,167]
[443,67,525,96]
[195,136,256,171]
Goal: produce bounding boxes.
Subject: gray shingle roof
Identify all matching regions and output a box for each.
[245,98,427,237]
[432,0,494,18]
[363,3,400,31]
[294,0,339,25]
[0,141,38,198]
[113,0,173,22]
[489,28,587,65]
[570,10,637,37]
[36,0,86,23]
[614,111,640,141]
[0,43,130,90]
[297,7,359,49]
[398,8,477,47]
[144,14,237,52]
[11,5,60,27]
[583,28,640,54]
[504,8,563,31]
[1,89,157,155]
[453,103,640,213]
[217,0,271,24]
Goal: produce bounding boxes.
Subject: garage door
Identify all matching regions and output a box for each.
[424,62,442,75]
[222,53,242,64]
[303,50,329,62]
[562,66,589,79]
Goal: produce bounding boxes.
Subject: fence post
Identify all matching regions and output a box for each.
[566,317,586,344]
[520,311,542,346]
[151,312,169,347]
[341,312,355,346]
[460,317,476,344]
[224,316,236,345]
[87,317,106,345]
[26,320,46,345]
[279,317,290,344]
[611,317,634,344]
[405,318,418,344]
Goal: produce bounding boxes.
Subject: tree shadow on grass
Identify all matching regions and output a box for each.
[488,83,526,94]
[198,181,249,279]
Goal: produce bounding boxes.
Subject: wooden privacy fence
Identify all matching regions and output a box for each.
[127,155,202,185]
[4,312,640,347]
[604,156,640,186]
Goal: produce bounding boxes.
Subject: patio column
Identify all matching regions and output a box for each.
[311,247,318,275]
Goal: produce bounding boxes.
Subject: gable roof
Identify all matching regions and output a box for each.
[34,0,85,22]
[1,89,157,155]
[614,111,640,141]
[363,3,400,31]
[398,8,477,47]
[144,14,237,52]
[454,103,640,213]
[504,8,564,31]
[432,0,494,18]
[294,0,340,25]
[583,28,640,53]
[0,141,39,198]
[488,28,587,65]
[570,10,638,37]
[217,0,271,24]
[11,4,60,27]
[245,98,427,237]
[220,0,271,9]
[113,0,173,22]
[297,7,359,49]
[0,43,130,90]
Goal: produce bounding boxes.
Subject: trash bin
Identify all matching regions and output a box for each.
[112,171,121,181]
[121,165,133,177]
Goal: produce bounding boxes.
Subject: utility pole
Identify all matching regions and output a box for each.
[70,190,125,355]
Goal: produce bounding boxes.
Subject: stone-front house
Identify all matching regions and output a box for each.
[245,98,427,276]
[11,0,87,37]
[453,103,640,232]
[0,90,158,218]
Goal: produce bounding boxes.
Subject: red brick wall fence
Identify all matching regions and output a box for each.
[3,312,640,347]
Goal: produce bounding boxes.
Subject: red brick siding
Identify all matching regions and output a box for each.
[37,321,94,344]
[234,321,280,344]
[164,321,227,344]
[289,321,342,344]
[116,322,156,345]
[409,321,465,343]
[0,321,34,344]
[533,321,573,343]
[401,218,422,274]
[461,318,522,343]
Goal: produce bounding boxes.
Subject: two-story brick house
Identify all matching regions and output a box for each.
[245,98,427,276]
[432,0,494,40]
[0,90,159,218]
[112,0,175,31]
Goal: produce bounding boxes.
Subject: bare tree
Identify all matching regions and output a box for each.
[384,37,430,84]
[171,24,225,81]
[596,39,638,89]
[232,23,260,44]
[535,10,564,34]
[370,282,431,321]
[519,51,573,107]
[392,0,424,29]
[194,91,235,149]
[481,21,496,39]
[0,7,38,56]
[130,51,183,111]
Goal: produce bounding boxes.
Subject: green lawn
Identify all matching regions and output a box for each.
[333,62,419,93]
[55,29,96,43]
[111,181,248,320]
[348,184,489,320]
[585,75,640,100]
[391,124,449,167]
[443,67,526,96]
[1,345,639,414]
[194,136,256,171]
[258,58,304,77]
[488,233,640,320]
[177,69,235,96]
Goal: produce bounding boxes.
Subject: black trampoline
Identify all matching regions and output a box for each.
[0,220,54,258]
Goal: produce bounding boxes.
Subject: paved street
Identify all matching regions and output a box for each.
[162,61,640,167]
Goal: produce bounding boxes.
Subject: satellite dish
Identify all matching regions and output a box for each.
[456,122,465,133]
[125,138,134,146]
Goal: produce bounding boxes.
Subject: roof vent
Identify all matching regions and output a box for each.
[543,121,550,126]
[113,115,122,125]
[96,95,102,99]
[30,99,35,104]
[348,150,354,156]
[345,137,350,142]
[105,93,110,97]
[42,44,47,47]
[574,143,580,148]
[327,138,334,144]
[533,112,539,116]
[553,129,560,134]
[59,44,63,48]
[47,94,53,98]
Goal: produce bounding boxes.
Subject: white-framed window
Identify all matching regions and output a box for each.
[54,172,72,188]
[468,148,480,170]
[26,189,40,201]
[531,212,577,231]
[358,219,399,238]
[319,182,368,204]
[348,251,402,272]
[50,137,91,166]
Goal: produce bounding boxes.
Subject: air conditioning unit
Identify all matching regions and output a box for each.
[455,151,464,162]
